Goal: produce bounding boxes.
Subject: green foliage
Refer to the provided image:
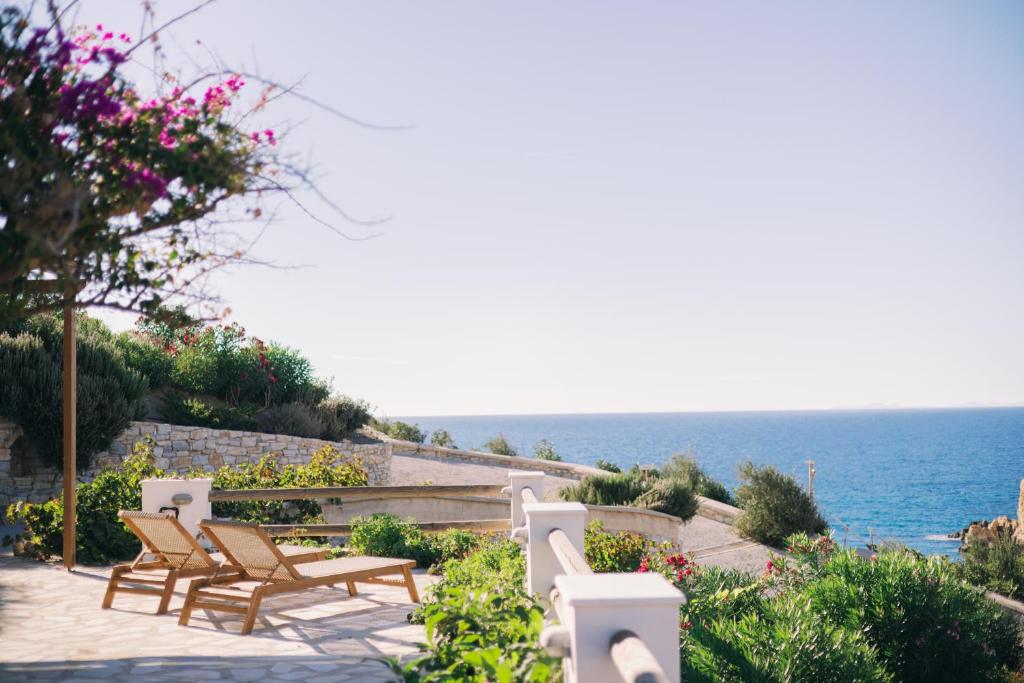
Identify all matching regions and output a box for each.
[429,429,456,449]
[560,471,646,507]
[317,396,372,441]
[957,532,1024,600]
[634,477,700,520]
[0,312,147,470]
[374,419,427,443]
[684,593,892,683]
[532,439,561,461]
[114,332,174,390]
[561,469,700,522]
[4,439,163,564]
[347,513,482,570]
[803,548,1023,682]
[396,540,558,682]
[583,520,649,572]
[660,453,733,505]
[161,394,257,431]
[734,461,826,546]
[209,446,367,525]
[256,402,325,438]
[482,433,517,456]
[594,459,621,473]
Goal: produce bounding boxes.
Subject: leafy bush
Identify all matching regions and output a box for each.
[396,540,558,682]
[803,548,1023,682]
[209,446,367,525]
[661,454,733,505]
[255,402,325,438]
[594,459,621,473]
[373,419,427,443]
[4,439,163,564]
[347,513,482,570]
[957,532,1024,600]
[482,433,517,456]
[429,429,457,448]
[532,439,561,461]
[584,520,650,572]
[685,593,892,682]
[634,477,699,521]
[115,332,174,390]
[0,313,148,470]
[317,396,371,440]
[160,394,258,431]
[559,472,646,507]
[734,461,826,546]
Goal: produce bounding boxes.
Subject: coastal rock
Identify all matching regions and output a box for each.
[1016,479,1024,545]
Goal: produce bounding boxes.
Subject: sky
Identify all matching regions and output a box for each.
[76,1,1024,417]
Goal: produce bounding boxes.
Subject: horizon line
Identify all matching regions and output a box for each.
[394,403,1024,420]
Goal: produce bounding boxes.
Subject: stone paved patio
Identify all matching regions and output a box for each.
[0,550,434,682]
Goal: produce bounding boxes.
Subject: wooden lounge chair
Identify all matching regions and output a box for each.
[103,511,328,614]
[179,519,419,634]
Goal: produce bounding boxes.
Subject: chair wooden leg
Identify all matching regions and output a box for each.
[346,581,357,596]
[402,566,420,603]
[102,566,126,609]
[178,579,203,626]
[240,589,264,635]
[156,571,179,615]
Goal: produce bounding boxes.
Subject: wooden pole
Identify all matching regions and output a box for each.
[805,459,816,501]
[62,301,76,570]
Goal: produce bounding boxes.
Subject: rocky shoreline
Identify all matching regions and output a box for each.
[950,480,1024,549]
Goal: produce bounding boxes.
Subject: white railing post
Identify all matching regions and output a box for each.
[556,573,685,683]
[523,501,587,598]
[507,471,546,531]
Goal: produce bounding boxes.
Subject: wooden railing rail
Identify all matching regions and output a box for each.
[209,483,508,503]
[263,518,511,537]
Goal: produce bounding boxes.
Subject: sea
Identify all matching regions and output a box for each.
[399,408,1024,557]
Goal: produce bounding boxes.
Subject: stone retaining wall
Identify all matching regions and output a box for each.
[0,419,390,505]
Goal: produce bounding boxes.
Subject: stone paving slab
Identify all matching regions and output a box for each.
[0,552,435,682]
[678,514,775,575]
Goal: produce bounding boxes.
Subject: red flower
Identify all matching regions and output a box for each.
[681,620,693,630]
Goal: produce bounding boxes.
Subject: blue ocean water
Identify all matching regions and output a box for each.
[400,408,1024,556]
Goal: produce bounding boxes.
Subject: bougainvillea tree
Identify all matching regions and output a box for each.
[0,4,288,320]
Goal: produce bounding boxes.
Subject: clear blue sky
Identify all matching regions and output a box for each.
[84,1,1023,416]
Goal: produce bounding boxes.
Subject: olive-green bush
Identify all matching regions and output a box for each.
[660,454,733,505]
[956,532,1024,601]
[734,461,826,546]
[0,313,147,471]
[560,470,699,522]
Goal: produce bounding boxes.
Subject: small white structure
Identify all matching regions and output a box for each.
[140,478,211,540]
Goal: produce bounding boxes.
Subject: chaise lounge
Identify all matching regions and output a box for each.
[178,518,419,634]
[103,510,328,614]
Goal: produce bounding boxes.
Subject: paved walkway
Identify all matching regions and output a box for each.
[679,515,775,575]
[0,551,433,682]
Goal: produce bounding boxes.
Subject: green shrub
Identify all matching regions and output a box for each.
[160,394,258,431]
[115,332,174,389]
[0,313,148,471]
[373,419,426,443]
[734,461,826,546]
[685,593,892,683]
[3,439,163,564]
[256,402,324,438]
[482,433,517,456]
[532,439,561,461]
[397,540,558,682]
[660,454,733,505]
[804,548,1023,682]
[429,429,456,449]
[634,478,699,521]
[584,520,649,572]
[317,396,371,440]
[209,446,367,525]
[594,459,621,473]
[347,514,482,570]
[957,532,1024,600]
[559,472,646,507]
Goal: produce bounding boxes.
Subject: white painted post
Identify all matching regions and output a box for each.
[141,478,211,541]
[556,573,685,683]
[523,501,587,598]
[508,471,546,531]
